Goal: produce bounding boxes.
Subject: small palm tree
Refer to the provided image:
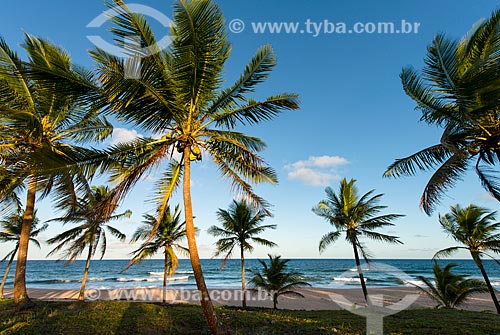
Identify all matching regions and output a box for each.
[128,205,188,303]
[414,262,488,309]
[208,200,277,309]
[313,178,404,302]
[47,185,130,300]
[434,204,500,313]
[0,210,46,298]
[250,254,310,309]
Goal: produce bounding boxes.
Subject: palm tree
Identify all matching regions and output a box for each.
[434,204,500,313]
[84,1,299,332]
[414,262,488,309]
[383,10,500,214]
[47,184,130,301]
[128,205,188,304]
[313,178,404,302]
[250,254,310,309]
[208,200,277,309]
[0,34,111,307]
[0,210,46,299]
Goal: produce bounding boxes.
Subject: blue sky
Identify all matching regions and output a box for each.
[1,0,499,260]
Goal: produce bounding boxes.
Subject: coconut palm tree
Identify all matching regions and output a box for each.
[128,205,188,304]
[434,204,500,313]
[250,254,310,309]
[0,34,111,307]
[208,200,277,309]
[84,1,299,332]
[47,184,130,301]
[0,210,46,299]
[384,10,500,214]
[414,262,488,309]
[313,178,404,302]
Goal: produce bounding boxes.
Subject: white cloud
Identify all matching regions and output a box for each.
[287,168,338,186]
[297,155,349,169]
[285,155,349,187]
[110,128,143,145]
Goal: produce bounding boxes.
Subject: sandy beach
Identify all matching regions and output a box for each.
[2,287,497,312]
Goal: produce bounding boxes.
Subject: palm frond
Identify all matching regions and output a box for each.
[318,231,341,253]
[433,246,465,259]
[421,153,469,214]
[384,144,452,178]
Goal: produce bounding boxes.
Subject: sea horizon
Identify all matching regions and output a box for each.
[2,258,499,291]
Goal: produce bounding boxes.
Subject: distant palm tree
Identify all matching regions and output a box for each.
[250,254,310,309]
[414,262,488,309]
[0,34,111,307]
[313,178,403,302]
[434,204,500,313]
[47,185,130,301]
[208,200,277,308]
[82,0,298,332]
[0,210,46,298]
[128,205,188,303]
[384,10,500,214]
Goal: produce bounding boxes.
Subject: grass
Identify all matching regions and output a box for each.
[0,299,499,335]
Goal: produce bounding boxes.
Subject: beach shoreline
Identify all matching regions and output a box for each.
[2,287,497,312]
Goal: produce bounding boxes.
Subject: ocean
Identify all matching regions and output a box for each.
[1,259,499,291]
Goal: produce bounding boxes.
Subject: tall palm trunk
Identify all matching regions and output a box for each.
[352,243,368,303]
[182,148,224,335]
[240,245,246,309]
[472,253,500,314]
[0,248,17,299]
[14,178,36,308]
[163,247,168,304]
[273,292,278,309]
[79,239,94,301]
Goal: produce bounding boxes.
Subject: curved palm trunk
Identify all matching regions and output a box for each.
[241,245,246,309]
[79,241,94,301]
[273,293,278,309]
[352,243,368,303]
[472,254,500,314]
[14,179,37,308]
[182,148,224,335]
[0,248,17,299]
[163,247,168,304]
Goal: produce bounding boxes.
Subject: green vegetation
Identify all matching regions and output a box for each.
[0,300,499,335]
[434,204,500,313]
[47,184,130,301]
[0,210,45,299]
[80,0,300,332]
[129,205,189,303]
[2,0,500,334]
[0,34,111,307]
[384,10,500,214]
[414,263,488,309]
[209,200,277,309]
[313,178,403,302]
[250,254,311,310]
